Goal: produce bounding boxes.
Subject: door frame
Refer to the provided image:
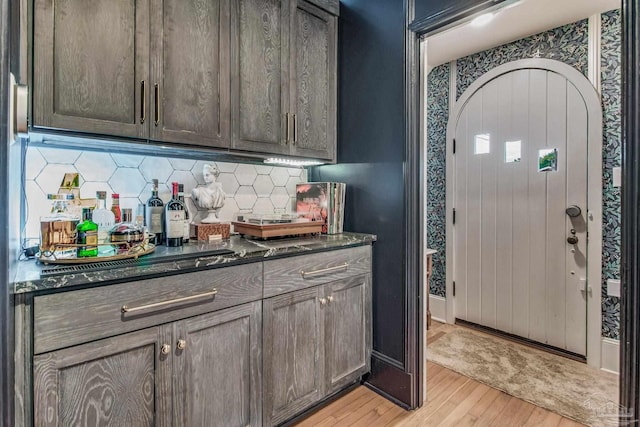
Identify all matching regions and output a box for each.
[444,58,603,367]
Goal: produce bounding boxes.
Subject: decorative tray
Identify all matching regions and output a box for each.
[38,243,156,265]
[232,221,323,239]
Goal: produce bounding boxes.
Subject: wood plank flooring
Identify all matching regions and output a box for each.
[294,322,585,427]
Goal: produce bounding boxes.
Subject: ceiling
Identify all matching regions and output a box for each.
[426,0,621,67]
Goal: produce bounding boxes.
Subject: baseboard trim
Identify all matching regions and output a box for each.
[429,294,446,323]
[601,337,620,374]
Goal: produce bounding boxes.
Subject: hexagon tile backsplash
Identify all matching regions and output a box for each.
[24,147,308,240]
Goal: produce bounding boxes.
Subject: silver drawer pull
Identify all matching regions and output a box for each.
[121,289,218,314]
[300,263,349,279]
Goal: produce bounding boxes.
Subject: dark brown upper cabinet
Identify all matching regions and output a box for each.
[33,0,230,148]
[231,0,337,161]
[33,0,151,139]
[149,0,230,148]
[32,0,336,160]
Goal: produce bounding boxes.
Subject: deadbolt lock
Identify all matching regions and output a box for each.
[567,229,578,245]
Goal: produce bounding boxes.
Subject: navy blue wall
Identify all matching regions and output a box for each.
[312,0,406,367]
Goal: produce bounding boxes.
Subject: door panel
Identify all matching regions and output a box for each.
[454,68,588,356]
[173,302,262,427]
[33,0,149,138]
[290,1,336,160]
[151,0,230,147]
[231,0,290,155]
[33,327,171,427]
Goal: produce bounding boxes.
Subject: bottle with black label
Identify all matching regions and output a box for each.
[164,182,185,247]
[76,208,98,257]
[145,179,164,244]
[177,184,190,243]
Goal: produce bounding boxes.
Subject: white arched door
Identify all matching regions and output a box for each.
[452,66,589,356]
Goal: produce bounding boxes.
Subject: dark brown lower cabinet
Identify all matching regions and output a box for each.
[33,301,262,427]
[263,274,371,426]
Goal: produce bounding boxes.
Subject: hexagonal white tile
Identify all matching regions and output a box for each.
[26,148,46,180]
[253,197,274,213]
[216,161,238,173]
[286,176,304,196]
[217,173,240,196]
[36,164,79,196]
[80,182,114,201]
[109,168,147,198]
[167,170,198,195]
[38,147,82,164]
[234,186,257,210]
[75,151,117,182]
[139,157,172,183]
[169,158,196,171]
[235,164,257,186]
[255,165,274,175]
[25,180,50,239]
[270,187,290,210]
[253,176,274,197]
[218,198,239,223]
[110,153,145,168]
[287,167,303,177]
[270,167,290,186]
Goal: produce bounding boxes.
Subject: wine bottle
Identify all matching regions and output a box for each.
[145,179,165,245]
[164,182,185,247]
[76,208,98,257]
[178,184,190,243]
[111,193,122,223]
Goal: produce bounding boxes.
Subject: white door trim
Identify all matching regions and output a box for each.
[445,58,603,368]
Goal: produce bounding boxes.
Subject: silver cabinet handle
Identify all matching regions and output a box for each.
[161,344,171,355]
[122,289,218,314]
[177,339,187,350]
[285,113,290,144]
[327,295,334,304]
[319,298,327,306]
[292,114,297,144]
[301,263,349,279]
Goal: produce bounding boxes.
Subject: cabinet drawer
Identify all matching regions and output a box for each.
[34,263,263,354]
[264,246,371,298]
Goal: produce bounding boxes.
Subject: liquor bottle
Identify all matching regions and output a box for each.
[178,184,190,243]
[164,182,185,247]
[93,191,115,255]
[145,179,164,244]
[76,208,98,257]
[111,193,122,223]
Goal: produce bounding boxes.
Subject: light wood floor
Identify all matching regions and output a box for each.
[294,322,585,427]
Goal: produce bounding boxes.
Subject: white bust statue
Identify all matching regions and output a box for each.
[191,164,226,223]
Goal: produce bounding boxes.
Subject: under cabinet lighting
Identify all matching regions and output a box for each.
[263,158,324,167]
[471,13,494,27]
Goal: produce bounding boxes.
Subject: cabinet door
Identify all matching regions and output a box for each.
[324,275,372,394]
[290,1,336,160]
[231,0,291,155]
[263,287,324,425]
[33,0,149,138]
[33,326,171,427]
[150,0,230,147]
[173,302,262,427]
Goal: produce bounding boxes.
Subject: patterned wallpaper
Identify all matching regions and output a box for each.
[456,19,589,99]
[600,9,622,339]
[426,63,449,298]
[24,146,307,241]
[426,12,621,338]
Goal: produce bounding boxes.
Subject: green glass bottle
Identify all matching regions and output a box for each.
[77,208,98,257]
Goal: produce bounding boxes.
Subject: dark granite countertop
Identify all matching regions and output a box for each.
[12,232,376,294]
